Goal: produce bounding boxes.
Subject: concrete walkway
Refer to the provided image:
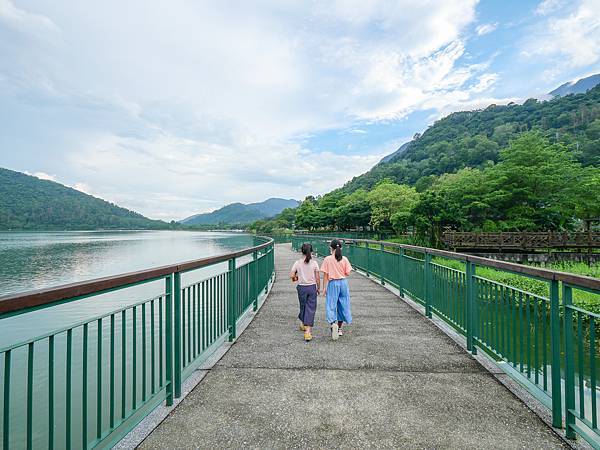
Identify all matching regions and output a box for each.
[141,244,565,449]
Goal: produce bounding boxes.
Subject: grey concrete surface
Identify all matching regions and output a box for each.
[140,244,566,449]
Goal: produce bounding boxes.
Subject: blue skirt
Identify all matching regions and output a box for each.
[326,279,352,324]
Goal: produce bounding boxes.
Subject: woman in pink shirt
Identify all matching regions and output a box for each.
[321,239,352,341]
[290,243,320,341]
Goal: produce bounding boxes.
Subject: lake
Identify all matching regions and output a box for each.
[0,230,258,296]
[0,231,264,448]
[0,230,259,346]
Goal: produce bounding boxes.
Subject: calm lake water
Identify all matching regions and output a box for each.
[0,231,262,449]
[0,231,258,346]
[0,230,257,296]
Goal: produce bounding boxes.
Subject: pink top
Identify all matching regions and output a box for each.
[290,258,320,286]
[321,255,352,280]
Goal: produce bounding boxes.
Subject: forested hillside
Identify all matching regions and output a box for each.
[0,168,168,230]
[344,84,600,193]
[250,86,600,244]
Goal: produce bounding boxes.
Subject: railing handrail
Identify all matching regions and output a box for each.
[0,236,274,316]
[295,235,600,291]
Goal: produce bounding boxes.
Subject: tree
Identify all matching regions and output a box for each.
[410,191,464,246]
[488,132,582,230]
[334,189,371,230]
[295,198,319,230]
[571,167,600,230]
[315,190,346,229]
[366,180,419,231]
[428,168,496,231]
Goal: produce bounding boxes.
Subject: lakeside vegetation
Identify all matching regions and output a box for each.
[251,86,600,249]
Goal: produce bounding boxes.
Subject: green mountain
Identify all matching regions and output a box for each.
[181,198,299,225]
[253,81,600,240]
[0,167,167,230]
[343,84,600,193]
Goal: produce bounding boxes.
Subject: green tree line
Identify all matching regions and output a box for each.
[249,133,599,246]
[250,87,600,245]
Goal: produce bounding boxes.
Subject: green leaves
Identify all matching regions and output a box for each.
[249,86,600,243]
[366,181,418,232]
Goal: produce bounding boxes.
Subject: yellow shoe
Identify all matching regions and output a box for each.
[304,331,313,341]
[299,323,306,331]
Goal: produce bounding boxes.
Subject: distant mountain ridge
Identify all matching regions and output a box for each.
[549,73,600,97]
[181,198,299,225]
[0,167,167,230]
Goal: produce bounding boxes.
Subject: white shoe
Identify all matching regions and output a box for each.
[331,322,339,341]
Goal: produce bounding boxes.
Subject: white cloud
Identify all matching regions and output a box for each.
[31,171,57,182]
[524,0,600,67]
[66,132,383,220]
[0,0,502,219]
[475,22,498,35]
[0,0,58,32]
[72,182,92,195]
[24,171,95,196]
[535,0,565,15]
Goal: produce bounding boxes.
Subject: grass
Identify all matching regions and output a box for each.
[433,257,600,315]
[347,239,598,314]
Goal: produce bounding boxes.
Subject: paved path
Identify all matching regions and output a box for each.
[141,244,565,449]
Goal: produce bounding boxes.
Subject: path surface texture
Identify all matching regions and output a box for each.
[141,244,565,449]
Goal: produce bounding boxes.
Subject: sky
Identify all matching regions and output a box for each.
[1,0,600,221]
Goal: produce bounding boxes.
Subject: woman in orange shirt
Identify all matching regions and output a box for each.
[321,239,352,341]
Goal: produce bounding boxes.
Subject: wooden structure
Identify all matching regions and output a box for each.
[441,231,600,251]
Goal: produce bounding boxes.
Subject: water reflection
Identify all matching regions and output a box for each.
[0,231,258,346]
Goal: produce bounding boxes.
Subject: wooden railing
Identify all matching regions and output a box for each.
[442,232,600,251]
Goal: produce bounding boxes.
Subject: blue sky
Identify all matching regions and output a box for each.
[1,0,599,220]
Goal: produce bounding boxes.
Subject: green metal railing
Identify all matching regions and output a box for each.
[292,235,600,448]
[265,235,294,244]
[295,230,394,240]
[0,238,275,449]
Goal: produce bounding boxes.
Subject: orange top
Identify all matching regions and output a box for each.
[321,255,352,280]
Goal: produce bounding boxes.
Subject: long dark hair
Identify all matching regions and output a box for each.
[330,239,342,261]
[301,243,313,263]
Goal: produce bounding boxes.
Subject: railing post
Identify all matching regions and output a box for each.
[424,252,432,318]
[165,274,174,405]
[365,243,370,277]
[271,244,275,281]
[549,279,562,429]
[252,251,258,311]
[228,258,237,342]
[398,248,404,297]
[173,271,182,399]
[466,261,477,355]
[380,243,385,285]
[563,284,576,439]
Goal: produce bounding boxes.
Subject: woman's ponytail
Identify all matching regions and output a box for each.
[301,243,313,264]
[330,239,343,261]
